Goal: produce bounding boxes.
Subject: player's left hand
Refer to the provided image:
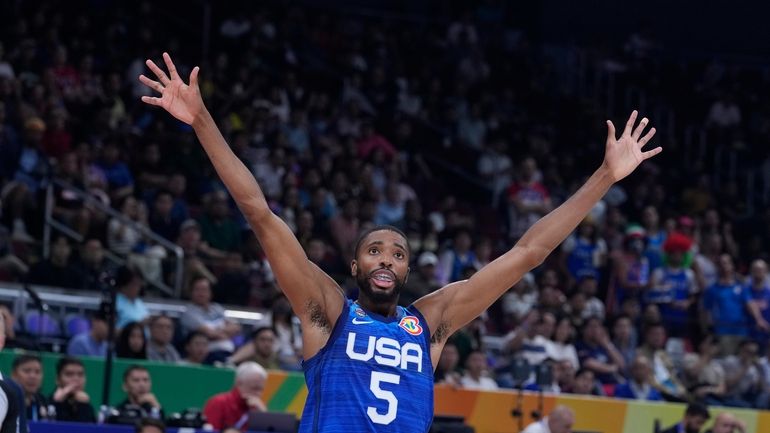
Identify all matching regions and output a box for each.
[602,110,660,182]
[139,52,203,126]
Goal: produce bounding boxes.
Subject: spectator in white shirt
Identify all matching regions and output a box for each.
[501,273,537,325]
[578,275,605,320]
[706,94,741,129]
[521,405,575,433]
[548,317,579,370]
[503,310,556,367]
[180,276,241,364]
[460,351,498,391]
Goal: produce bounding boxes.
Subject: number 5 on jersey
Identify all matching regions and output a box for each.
[368,372,400,425]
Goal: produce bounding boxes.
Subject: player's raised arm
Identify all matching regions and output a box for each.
[416,111,660,340]
[139,54,343,343]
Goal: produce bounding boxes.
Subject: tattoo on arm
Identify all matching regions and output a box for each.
[306,300,331,333]
[431,322,450,345]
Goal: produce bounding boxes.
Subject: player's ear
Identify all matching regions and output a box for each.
[351,260,358,277]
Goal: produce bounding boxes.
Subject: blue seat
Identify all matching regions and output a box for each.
[23,310,61,337]
[64,314,90,337]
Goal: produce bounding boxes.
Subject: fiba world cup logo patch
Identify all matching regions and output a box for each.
[399,316,423,336]
[355,308,367,318]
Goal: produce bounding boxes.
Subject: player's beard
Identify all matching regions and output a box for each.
[356,269,404,304]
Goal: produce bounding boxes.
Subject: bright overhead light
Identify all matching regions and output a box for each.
[224,310,264,321]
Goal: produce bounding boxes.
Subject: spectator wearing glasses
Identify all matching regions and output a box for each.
[146,315,181,363]
[203,362,267,431]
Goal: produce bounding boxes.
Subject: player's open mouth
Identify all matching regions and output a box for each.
[370,269,395,288]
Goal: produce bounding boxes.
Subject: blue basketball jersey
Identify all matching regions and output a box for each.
[300,299,434,433]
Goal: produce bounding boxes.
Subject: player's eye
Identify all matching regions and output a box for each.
[368,248,379,255]
[394,251,405,259]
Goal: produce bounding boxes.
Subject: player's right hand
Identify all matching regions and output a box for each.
[139,52,204,126]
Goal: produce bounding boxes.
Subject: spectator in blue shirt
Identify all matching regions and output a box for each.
[614,354,663,401]
[98,141,134,202]
[647,232,697,337]
[67,310,108,357]
[575,316,625,385]
[4,117,51,242]
[702,254,750,355]
[745,259,770,348]
[115,266,150,329]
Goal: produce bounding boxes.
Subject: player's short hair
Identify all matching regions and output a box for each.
[354,225,409,257]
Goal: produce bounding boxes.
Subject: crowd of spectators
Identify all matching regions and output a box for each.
[2,1,770,428]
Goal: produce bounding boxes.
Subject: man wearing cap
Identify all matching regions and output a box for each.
[647,232,698,337]
[401,251,441,305]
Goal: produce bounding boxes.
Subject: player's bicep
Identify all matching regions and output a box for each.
[420,246,539,336]
[250,212,343,317]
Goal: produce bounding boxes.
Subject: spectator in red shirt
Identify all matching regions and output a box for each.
[507,157,552,240]
[41,109,72,159]
[203,362,267,431]
[356,121,396,161]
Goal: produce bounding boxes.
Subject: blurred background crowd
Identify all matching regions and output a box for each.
[2,0,770,424]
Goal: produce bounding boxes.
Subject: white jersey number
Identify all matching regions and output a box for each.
[367,371,400,424]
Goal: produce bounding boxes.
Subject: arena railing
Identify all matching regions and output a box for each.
[0,282,266,328]
[43,179,185,298]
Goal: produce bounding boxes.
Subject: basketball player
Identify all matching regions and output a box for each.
[139,53,660,432]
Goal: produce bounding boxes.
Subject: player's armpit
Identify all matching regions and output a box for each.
[250,212,345,328]
[415,245,541,340]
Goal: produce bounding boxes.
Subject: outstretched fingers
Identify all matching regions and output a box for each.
[642,146,663,160]
[162,52,180,81]
[606,120,616,142]
[639,127,657,147]
[146,59,170,86]
[189,66,200,88]
[139,74,164,94]
[140,95,162,107]
[622,110,638,137]
[632,117,649,141]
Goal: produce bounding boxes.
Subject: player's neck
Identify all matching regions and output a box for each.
[356,297,398,318]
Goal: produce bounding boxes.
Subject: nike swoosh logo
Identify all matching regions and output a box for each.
[352,318,374,325]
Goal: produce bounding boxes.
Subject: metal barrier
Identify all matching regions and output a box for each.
[0,283,266,326]
[43,179,185,298]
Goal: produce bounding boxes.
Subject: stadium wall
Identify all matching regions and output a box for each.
[2,350,769,432]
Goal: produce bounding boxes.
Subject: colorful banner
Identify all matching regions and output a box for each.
[3,350,769,432]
